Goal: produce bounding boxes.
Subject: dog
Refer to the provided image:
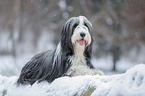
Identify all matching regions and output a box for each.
[17,16,103,85]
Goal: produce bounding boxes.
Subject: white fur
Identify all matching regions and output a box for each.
[67,16,103,76]
[67,65,103,76]
[53,42,61,65]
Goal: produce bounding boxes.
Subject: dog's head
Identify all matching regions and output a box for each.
[61,16,93,58]
[71,16,92,47]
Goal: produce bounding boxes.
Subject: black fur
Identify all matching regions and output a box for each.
[17,16,94,85]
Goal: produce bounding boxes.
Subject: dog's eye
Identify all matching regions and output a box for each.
[84,23,88,28]
[84,23,89,30]
[72,23,78,33]
[73,23,78,29]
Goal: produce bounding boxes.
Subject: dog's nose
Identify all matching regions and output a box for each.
[80,32,86,37]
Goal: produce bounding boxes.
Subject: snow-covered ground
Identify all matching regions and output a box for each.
[92,56,140,75]
[0,64,145,96]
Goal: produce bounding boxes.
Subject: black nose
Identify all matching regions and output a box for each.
[80,32,86,37]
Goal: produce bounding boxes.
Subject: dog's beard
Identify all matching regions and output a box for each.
[71,30,91,60]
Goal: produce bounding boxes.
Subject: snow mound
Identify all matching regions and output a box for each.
[0,64,145,96]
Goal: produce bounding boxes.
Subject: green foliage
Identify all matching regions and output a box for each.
[2,89,7,96]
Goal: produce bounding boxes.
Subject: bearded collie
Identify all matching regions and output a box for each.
[17,16,103,85]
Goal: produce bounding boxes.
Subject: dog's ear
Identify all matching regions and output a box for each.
[61,17,78,56]
[85,39,93,58]
[84,24,94,68]
[84,20,93,59]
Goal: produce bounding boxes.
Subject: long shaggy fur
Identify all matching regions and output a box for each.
[17,16,103,85]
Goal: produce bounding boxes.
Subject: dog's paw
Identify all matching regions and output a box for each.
[93,70,104,76]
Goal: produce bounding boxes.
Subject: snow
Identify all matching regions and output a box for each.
[92,56,143,74]
[0,30,55,76]
[106,17,113,25]
[0,64,145,96]
[36,31,55,53]
[0,32,12,52]
[0,55,33,76]
[58,0,67,11]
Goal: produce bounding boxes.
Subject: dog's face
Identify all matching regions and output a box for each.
[61,16,93,57]
[71,16,92,47]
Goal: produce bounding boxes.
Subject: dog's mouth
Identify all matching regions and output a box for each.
[78,39,86,46]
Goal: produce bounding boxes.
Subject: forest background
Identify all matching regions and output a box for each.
[0,0,145,76]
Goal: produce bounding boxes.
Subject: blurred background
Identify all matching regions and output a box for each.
[0,0,145,76]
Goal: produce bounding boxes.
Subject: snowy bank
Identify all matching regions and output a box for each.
[0,64,145,96]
